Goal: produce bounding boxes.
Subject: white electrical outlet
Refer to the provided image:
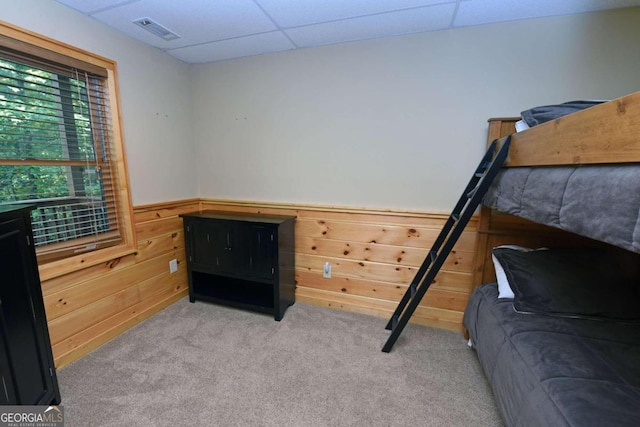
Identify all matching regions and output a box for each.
[169,259,178,273]
[323,262,331,278]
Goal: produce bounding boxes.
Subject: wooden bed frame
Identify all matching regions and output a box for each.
[495,91,640,167]
[472,91,640,286]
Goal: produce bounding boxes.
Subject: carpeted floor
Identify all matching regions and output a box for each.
[57,299,502,426]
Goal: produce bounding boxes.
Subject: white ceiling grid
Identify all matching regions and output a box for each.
[54,0,640,64]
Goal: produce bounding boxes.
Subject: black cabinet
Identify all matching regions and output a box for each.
[181,211,295,321]
[0,206,60,405]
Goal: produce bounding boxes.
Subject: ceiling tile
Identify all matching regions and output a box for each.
[256,0,452,27]
[53,0,640,64]
[55,0,138,14]
[167,31,295,63]
[455,0,640,27]
[91,0,277,49]
[285,3,456,48]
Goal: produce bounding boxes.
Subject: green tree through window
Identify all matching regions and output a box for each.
[0,56,113,259]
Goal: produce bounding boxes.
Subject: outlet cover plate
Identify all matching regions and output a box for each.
[323,262,331,278]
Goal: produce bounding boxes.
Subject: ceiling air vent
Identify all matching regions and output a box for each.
[133,17,180,41]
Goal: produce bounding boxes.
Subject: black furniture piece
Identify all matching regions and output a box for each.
[0,205,61,405]
[181,211,295,321]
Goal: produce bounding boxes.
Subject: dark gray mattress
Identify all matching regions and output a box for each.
[463,283,640,427]
[484,165,640,253]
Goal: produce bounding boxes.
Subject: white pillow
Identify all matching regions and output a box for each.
[514,119,530,132]
[491,245,546,299]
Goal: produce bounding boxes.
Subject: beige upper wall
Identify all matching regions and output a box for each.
[1,0,197,205]
[3,4,639,211]
[191,7,640,212]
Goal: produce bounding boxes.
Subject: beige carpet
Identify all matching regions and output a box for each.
[57,298,502,426]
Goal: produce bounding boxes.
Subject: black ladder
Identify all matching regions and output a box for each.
[382,136,511,352]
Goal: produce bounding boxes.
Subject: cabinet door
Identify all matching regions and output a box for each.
[228,223,251,276]
[0,217,55,405]
[249,225,276,280]
[188,219,233,272]
[0,328,17,404]
[189,219,216,267]
[226,224,275,280]
[213,221,235,274]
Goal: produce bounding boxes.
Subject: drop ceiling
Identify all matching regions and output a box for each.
[55,0,640,64]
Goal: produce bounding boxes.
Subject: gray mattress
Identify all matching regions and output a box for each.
[463,283,640,427]
[484,164,640,253]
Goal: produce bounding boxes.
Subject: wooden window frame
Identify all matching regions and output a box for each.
[0,21,136,280]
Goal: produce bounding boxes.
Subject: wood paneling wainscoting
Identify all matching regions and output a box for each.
[40,199,198,368]
[40,198,478,368]
[199,199,477,332]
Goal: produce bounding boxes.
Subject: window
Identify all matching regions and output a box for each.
[0,24,134,269]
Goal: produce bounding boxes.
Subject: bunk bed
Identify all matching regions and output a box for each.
[463,91,640,427]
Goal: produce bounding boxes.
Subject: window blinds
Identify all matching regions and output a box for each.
[0,45,121,261]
